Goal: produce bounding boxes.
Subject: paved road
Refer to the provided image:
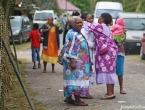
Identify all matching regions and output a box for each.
[17,34,145,110]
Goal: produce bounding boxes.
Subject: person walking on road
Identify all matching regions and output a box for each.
[40,17,60,73]
[63,16,92,106]
[89,13,118,100]
[29,23,41,69]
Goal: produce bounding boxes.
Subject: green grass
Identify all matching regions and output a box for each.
[5,59,46,110]
[10,41,31,51]
[9,42,46,109]
[126,55,145,64]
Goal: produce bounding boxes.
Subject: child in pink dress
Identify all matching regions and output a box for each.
[111,18,126,47]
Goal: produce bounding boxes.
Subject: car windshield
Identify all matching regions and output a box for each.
[95,9,122,19]
[10,18,21,27]
[34,13,53,20]
[124,18,145,30]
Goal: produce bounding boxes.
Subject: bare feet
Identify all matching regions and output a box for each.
[120,90,126,94]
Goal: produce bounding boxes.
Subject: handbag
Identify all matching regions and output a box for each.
[57,45,65,65]
[40,37,44,43]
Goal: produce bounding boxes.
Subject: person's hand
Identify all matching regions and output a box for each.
[70,61,76,70]
[43,29,49,32]
[69,58,76,70]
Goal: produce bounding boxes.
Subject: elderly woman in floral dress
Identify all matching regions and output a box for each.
[63,16,92,106]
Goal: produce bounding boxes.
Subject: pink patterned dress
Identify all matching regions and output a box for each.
[89,23,118,84]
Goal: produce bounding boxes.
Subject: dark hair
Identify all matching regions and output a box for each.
[72,11,80,16]
[81,13,88,20]
[33,23,39,30]
[101,13,112,25]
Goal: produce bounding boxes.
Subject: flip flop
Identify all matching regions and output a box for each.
[100,95,116,100]
[105,93,116,97]
[120,90,126,94]
[80,95,93,99]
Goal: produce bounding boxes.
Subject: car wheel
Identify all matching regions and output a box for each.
[18,34,23,44]
[140,47,145,60]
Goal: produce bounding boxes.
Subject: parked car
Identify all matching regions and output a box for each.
[10,16,31,44]
[140,33,145,59]
[116,12,145,54]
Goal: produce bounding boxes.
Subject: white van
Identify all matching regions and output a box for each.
[33,10,54,28]
[94,2,123,24]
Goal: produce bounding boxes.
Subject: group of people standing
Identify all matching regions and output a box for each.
[28,10,127,106]
[29,17,61,73]
[62,12,126,106]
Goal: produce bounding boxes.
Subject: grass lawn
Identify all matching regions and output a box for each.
[126,54,145,64]
[10,41,31,51]
[5,59,46,110]
[7,42,46,110]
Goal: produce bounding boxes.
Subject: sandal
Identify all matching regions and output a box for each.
[100,94,116,100]
[105,93,116,97]
[74,101,88,106]
[64,99,76,105]
[80,95,93,99]
[33,66,37,69]
[120,90,127,94]
[38,64,41,68]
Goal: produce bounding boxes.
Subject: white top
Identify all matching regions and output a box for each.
[81,27,95,48]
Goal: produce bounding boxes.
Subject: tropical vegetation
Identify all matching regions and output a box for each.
[17,0,145,14]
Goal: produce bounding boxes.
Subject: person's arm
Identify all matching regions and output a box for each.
[27,31,32,42]
[111,25,117,32]
[42,29,49,32]
[63,31,79,69]
[40,24,51,33]
[29,31,32,38]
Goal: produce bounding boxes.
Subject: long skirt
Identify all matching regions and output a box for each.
[41,26,58,64]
